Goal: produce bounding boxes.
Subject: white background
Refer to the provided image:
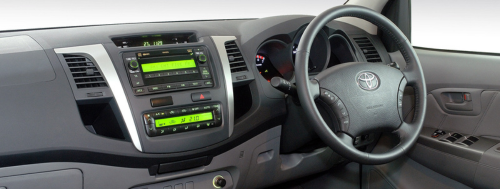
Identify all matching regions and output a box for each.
[412,0,500,53]
[1,0,499,53]
[0,0,345,31]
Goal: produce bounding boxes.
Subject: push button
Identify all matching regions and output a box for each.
[135,88,145,93]
[191,92,212,102]
[320,89,338,104]
[341,116,350,127]
[145,124,156,136]
[202,122,216,129]
[144,114,155,125]
[130,74,144,87]
[194,123,203,130]
[171,126,181,134]
[451,133,463,139]
[148,86,161,92]
[166,109,179,116]
[153,111,164,117]
[202,105,212,110]
[215,116,222,126]
[179,108,190,114]
[181,124,193,132]
[190,106,202,113]
[158,128,168,135]
[204,80,214,86]
[189,81,201,87]
[468,136,479,142]
[163,84,177,90]
[200,67,212,79]
[431,129,446,138]
[212,104,221,113]
[178,83,189,88]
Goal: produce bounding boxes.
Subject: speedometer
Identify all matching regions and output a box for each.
[292,28,331,73]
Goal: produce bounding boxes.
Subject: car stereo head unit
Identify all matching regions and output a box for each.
[122,47,214,95]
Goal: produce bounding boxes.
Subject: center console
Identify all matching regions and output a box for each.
[116,40,233,153]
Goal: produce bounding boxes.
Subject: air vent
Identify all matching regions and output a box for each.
[224,41,248,73]
[63,54,108,89]
[353,37,382,62]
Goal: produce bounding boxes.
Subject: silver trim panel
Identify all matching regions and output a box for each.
[211,36,235,136]
[54,44,143,152]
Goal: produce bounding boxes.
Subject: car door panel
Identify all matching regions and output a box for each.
[410,49,500,188]
[364,48,500,189]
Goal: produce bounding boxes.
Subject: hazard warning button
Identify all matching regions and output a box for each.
[191,91,212,102]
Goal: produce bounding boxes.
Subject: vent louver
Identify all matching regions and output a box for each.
[63,54,108,89]
[353,37,382,62]
[224,41,248,73]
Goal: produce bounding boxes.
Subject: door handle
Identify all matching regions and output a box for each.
[443,92,473,111]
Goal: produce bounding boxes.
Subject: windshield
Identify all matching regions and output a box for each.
[2,0,346,31]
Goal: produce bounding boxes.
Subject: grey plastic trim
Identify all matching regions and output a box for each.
[54,44,142,152]
[211,36,235,136]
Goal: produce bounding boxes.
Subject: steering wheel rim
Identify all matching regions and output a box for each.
[295,5,427,165]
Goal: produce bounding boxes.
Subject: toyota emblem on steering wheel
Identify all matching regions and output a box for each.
[357,72,380,90]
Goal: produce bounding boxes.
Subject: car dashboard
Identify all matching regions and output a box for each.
[0,15,392,188]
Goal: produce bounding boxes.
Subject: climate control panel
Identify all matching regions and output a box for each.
[143,103,222,137]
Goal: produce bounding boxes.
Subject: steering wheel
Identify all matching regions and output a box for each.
[295,5,427,165]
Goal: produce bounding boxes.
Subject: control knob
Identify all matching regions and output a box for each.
[129,60,139,70]
[198,54,207,64]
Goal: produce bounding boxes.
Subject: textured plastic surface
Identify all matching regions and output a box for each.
[0,35,55,87]
[474,143,500,188]
[0,169,82,189]
[409,143,477,187]
[363,156,471,189]
[244,138,338,188]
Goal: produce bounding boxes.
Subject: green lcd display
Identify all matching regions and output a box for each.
[155,112,213,128]
[141,59,196,73]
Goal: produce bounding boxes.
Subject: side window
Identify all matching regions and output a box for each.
[412,1,500,53]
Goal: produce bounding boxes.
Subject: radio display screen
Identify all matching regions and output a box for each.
[141,59,196,73]
[155,112,213,127]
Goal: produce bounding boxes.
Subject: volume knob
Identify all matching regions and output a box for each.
[129,60,139,70]
[198,54,207,64]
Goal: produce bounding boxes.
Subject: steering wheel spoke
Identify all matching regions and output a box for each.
[393,122,414,144]
[336,132,356,148]
[309,79,321,99]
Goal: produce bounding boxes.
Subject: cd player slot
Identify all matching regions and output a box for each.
[139,54,192,62]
